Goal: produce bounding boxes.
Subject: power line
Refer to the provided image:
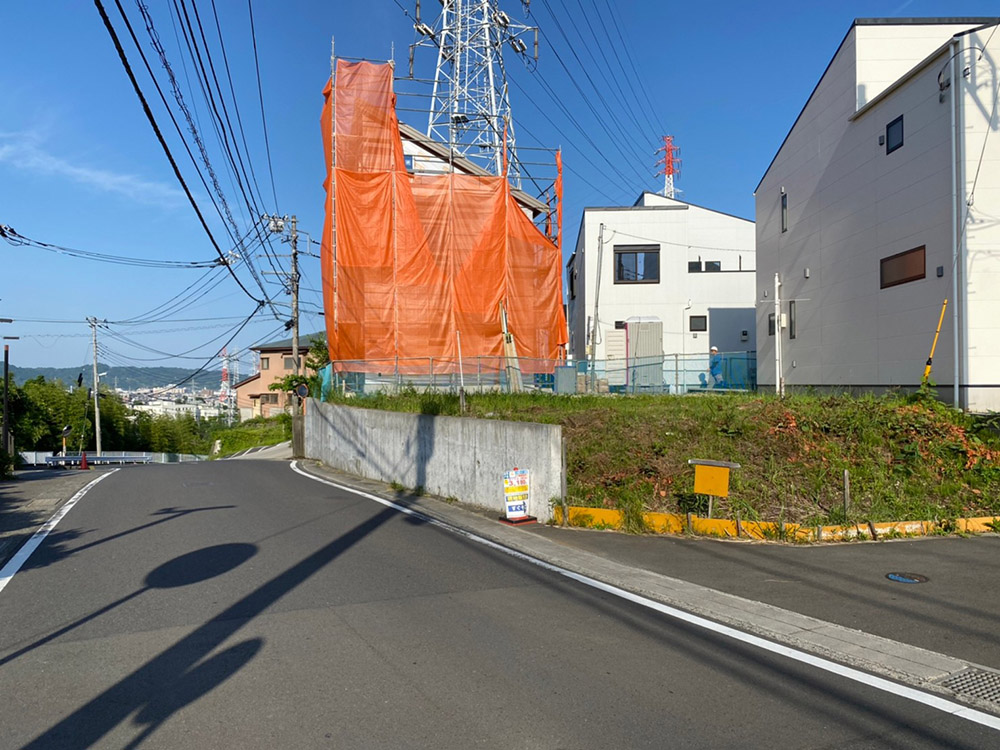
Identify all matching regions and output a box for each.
[532,0,654,184]
[507,75,637,196]
[139,301,264,396]
[0,224,223,268]
[101,313,264,361]
[608,227,753,254]
[164,0,286,294]
[554,0,658,146]
[209,0,271,213]
[94,0,264,306]
[108,225,264,325]
[247,0,279,212]
[596,0,664,142]
[579,0,662,143]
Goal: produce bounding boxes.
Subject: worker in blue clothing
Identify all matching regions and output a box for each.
[709,345,724,389]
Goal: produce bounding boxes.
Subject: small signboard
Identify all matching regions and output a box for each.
[501,467,536,525]
[688,459,741,498]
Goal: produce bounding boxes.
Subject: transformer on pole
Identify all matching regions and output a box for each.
[655,135,681,199]
[410,0,537,186]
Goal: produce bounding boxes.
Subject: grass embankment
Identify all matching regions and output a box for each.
[327,389,1000,527]
[215,415,292,456]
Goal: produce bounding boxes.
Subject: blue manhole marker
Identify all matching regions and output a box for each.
[886,572,928,584]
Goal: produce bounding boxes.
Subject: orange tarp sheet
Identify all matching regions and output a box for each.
[320,61,566,374]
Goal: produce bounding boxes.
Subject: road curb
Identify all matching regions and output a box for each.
[556,505,1000,542]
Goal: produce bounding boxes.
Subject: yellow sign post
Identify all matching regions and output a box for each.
[688,459,741,517]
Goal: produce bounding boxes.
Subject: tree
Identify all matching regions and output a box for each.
[268,337,330,400]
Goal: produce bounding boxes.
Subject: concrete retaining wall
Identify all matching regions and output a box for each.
[304,399,563,522]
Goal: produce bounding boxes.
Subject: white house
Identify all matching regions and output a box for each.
[755,17,1000,411]
[566,192,756,390]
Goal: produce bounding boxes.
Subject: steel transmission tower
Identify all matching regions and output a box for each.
[410,0,537,186]
[655,136,681,199]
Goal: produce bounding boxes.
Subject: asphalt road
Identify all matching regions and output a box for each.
[527,525,1000,670]
[0,460,997,749]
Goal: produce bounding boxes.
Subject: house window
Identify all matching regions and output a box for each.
[404,154,415,172]
[284,356,300,370]
[688,260,702,273]
[768,313,776,336]
[689,315,707,332]
[704,261,721,272]
[613,245,660,284]
[260,357,269,370]
[881,245,925,289]
[789,300,796,340]
[886,115,904,154]
[569,269,576,300]
[781,193,788,233]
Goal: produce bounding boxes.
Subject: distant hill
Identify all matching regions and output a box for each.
[10,364,222,391]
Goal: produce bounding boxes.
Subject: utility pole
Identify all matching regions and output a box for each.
[2,345,9,457]
[262,213,301,413]
[0,317,10,456]
[774,273,784,398]
[290,214,300,381]
[590,223,605,393]
[88,317,102,456]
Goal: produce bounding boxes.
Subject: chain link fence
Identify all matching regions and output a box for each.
[325,351,756,397]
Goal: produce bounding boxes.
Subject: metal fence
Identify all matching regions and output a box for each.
[19,451,207,465]
[326,351,756,396]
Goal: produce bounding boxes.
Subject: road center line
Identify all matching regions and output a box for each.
[289,460,1000,732]
[0,470,119,596]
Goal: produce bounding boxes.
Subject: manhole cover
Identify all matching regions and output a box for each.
[886,572,928,583]
[938,669,1000,705]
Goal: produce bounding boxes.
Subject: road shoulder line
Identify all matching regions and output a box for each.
[0,470,119,596]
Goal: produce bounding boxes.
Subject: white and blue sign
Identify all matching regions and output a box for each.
[503,468,530,519]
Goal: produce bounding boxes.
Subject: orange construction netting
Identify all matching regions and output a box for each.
[320,61,567,375]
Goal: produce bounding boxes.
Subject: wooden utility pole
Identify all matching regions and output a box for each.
[88,317,102,456]
[290,214,300,382]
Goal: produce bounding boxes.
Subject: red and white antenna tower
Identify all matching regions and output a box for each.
[219,347,230,404]
[655,136,681,199]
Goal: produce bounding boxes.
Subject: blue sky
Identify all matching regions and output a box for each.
[1,1,996,374]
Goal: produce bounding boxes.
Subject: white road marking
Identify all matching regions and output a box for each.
[0,470,119,596]
[290,460,1000,731]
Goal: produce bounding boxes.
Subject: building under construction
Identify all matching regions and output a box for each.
[320,62,566,383]
[319,3,566,388]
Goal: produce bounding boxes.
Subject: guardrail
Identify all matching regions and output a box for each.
[22,451,207,466]
[45,455,152,466]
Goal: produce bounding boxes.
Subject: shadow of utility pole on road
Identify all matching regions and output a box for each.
[23,505,398,749]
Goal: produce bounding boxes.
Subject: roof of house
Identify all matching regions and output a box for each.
[398,122,548,213]
[754,17,1000,194]
[580,192,752,223]
[252,331,326,353]
[233,372,260,389]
